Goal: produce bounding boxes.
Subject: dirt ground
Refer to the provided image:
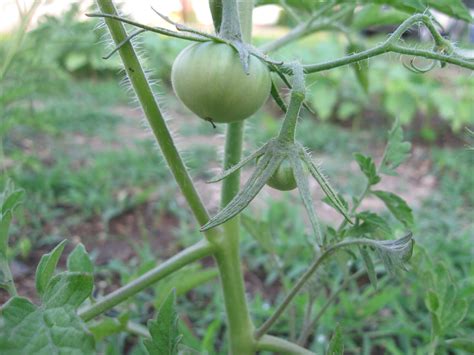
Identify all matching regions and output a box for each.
[2,104,440,305]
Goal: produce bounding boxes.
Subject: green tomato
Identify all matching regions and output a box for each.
[267,158,297,191]
[171,42,271,124]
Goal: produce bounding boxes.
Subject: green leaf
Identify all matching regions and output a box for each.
[353,4,410,29]
[354,153,381,185]
[346,43,370,94]
[359,247,377,290]
[67,243,94,274]
[0,180,24,255]
[373,191,414,228]
[444,298,468,328]
[35,239,68,297]
[1,190,24,215]
[354,211,393,238]
[425,289,439,313]
[362,0,472,22]
[0,212,12,255]
[88,316,128,341]
[380,119,412,176]
[445,338,474,352]
[367,233,414,275]
[43,272,93,308]
[0,279,95,354]
[327,324,344,355]
[428,0,472,22]
[145,290,182,355]
[201,318,222,354]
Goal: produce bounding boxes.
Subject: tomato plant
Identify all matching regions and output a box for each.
[1,0,473,354]
[171,42,271,124]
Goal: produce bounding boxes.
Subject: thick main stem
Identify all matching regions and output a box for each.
[211,1,256,354]
[95,0,218,240]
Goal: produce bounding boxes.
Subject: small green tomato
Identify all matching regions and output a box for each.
[266,158,297,191]
[171,42,271,124]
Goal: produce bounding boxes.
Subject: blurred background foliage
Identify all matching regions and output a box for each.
[1,1,473,354]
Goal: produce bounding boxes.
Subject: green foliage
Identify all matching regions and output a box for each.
[380,119,412,176]
[144,290,182,355]
[354,153,381,185]
[35,239,68,297]
[327,324,344,355]
[0,241,95,354]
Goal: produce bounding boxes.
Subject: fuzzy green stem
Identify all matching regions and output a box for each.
[95,0,218,240]
[297,269,366,345]
[277,65,305,143]
[255,239,375,338]
[79,240,214,321]
[211,1,256,354]
[219,0,243,41]
[256,335,315,354]
[303,14,474,73]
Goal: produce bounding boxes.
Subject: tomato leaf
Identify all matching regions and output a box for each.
[67,243,94,274]
[0,273,95,354]
[0,180,24,255]
[348,211,393,239]
[373,190,414,228]
[327,324,344,355]
[35,239,68,298]
[359,246,378,290]
[380,119,411,176]
[145,290,182,355]
[354,153,381,185]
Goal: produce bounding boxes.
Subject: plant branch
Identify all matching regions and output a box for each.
[297,269,366,345]
[86,12,208,42]
[303,14,474,73]
[256,335,315,354]
[94,0,219,239]
[79,240,215,321]
[255,239,379,338]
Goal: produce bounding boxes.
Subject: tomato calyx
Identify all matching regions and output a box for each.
[202,63,352,246]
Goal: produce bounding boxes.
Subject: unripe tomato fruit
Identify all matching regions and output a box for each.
[267,158,297,191]
[171,42,271,124]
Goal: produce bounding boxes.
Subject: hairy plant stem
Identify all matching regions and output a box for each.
[255,239,375,338]
[94,0,218,240]
[210,1,256,353]
[297,269,366,345]
[303,14,474,73]
[79,240,214,321]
